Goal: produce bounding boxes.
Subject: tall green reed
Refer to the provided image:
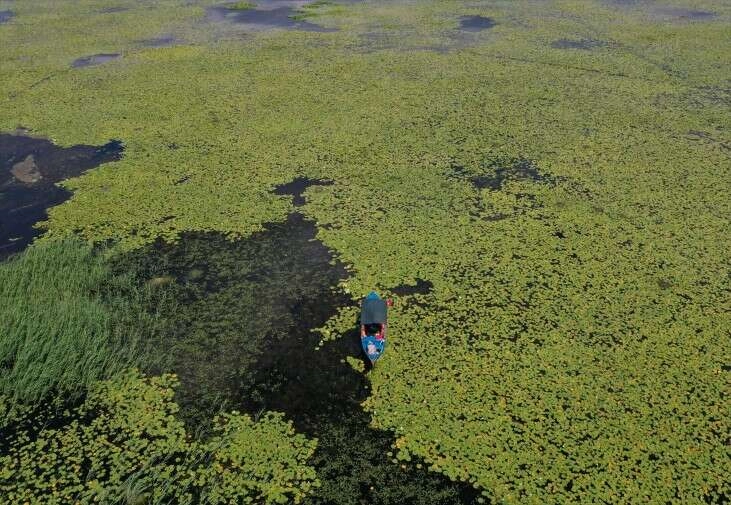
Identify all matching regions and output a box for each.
[0,239,165,405]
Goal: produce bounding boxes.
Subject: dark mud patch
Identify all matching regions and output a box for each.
[119,212,480,504]
[551,38,608,50]
[459,15,496,32]
[273,176,334,206]
[139,35,177,47]
[71,53,121,68]
[207,4,338,32]
[0,133,123,259]
[0,10,14,24]
[392,278,434,297]
[451,158,557,190]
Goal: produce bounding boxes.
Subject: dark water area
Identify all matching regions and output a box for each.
[0,133,123,259]
[459,15,495,32]
[207,4,337,32]
[119,211,479,504]
[273,176,334,206]
[551,38,607,50]
[71,53,121,68]
[392,278,434,297]
[0,10,14,24]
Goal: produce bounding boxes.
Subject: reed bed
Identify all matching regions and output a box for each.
[0,239,162,405]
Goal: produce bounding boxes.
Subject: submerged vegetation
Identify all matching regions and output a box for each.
[0,0,729,503]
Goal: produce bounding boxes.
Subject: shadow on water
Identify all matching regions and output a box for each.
[0,133,123,259]
[119,210,479,504]
[0,10,14,24]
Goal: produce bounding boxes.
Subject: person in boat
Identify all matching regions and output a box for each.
[360,292,388,363]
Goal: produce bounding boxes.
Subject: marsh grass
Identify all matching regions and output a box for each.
[0,239,166,405]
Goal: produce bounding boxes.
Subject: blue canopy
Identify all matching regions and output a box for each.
[360,291,387,324]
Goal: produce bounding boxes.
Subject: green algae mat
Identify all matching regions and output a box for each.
[1,0,730,503]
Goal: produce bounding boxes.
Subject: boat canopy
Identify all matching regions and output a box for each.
[361,296,387,324]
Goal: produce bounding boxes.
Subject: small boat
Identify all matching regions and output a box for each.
[360,291,389,365]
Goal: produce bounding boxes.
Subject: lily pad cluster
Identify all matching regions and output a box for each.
[0,371,317,505]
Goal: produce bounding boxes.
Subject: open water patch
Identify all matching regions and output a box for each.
[119,211,480,504]
[458,15,496,32]
[0,10,14,24]
[392,278,434,297]
[273,176,334,206]
[71,53,121,68]
[0,133,123,259]
[207,2,338,32]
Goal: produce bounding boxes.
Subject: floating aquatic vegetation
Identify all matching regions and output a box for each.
[450,157,558,191]
[0,371,318,505]
[551,38,609,50]
[0,133,122,258]
[0,0,729,502]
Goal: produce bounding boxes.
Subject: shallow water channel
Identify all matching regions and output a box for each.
[118,206,479,504]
